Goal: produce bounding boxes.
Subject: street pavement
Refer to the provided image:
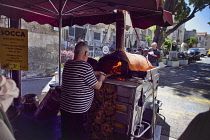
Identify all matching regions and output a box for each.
[21,77,53,97]
[157,56,210,140]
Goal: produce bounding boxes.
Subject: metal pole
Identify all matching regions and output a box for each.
[152,80,156,140]
[58,0,62,85]
[116,10,126,51]
[10,18,22,106]
[177,29,180,51]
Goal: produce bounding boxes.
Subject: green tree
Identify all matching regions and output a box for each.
[192,29,197,32]
[163,38,172,51]
[153,0,210,48]
[188,37,198,48]
[145,36,152,46]
[149,26,156,33]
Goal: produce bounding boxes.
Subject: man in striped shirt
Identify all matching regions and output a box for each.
[60,42,106,140]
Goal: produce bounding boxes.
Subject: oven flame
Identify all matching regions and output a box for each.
[111,61,122,75]
[113,62,122,69]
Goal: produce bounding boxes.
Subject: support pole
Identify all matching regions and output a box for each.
[58,0,62,85]
[152,80,156,140]
[116,10,126,51]
[10,18,22,106]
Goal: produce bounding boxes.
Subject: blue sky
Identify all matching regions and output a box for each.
[185,6,210,34]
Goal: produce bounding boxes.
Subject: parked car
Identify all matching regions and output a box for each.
[187,48,201,61]
[208,49,210,57]
[178,52,195,64]
[198,48,206,57]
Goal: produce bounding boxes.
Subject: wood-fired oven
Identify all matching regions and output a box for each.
[89,51,160,140]
[97,51,154,79]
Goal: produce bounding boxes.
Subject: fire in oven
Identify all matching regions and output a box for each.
[96,51,152,80]
[98,59,129,80]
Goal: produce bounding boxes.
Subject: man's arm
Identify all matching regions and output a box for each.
[151,54,158,57]
[152,50,160,58]
[93,71,106,76]
[93,74,106,90]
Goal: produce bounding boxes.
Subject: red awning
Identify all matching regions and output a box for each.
[0,0,173,28]
[0,0,173,87]
[130,8,173,29]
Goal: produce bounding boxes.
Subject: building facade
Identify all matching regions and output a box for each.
[166,23,185,49]
[196,32,210,49]
[65,11,154,52]
[184,30,197,41]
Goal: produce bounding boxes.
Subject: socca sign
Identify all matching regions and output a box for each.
[0,27,28,71]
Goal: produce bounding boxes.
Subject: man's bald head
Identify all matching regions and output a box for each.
[74,41,89,61]
[151,42,157,50]
[74,41,89,55]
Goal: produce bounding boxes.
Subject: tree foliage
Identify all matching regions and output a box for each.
[192,29,197,32]
[163,38,172,51]
[153,0,210,48]
[145,36,152,46]
[175,1,191,22]
[188,37,198,47]
[149,26,156,32]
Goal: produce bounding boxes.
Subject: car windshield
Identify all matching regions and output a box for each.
[187,50,195,54]
[188,48,199,52]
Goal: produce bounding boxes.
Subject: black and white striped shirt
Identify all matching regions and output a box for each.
[60,60,97,113]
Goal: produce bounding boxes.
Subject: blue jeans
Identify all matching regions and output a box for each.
[151,62,159,66]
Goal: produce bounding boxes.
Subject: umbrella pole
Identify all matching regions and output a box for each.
[10,18,22,106]
[58,0,62,85]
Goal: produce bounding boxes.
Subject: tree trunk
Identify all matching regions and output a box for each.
[153,26,161,43]
[153,0,199,49]
[153,0,177,49]
[153,27,167,49]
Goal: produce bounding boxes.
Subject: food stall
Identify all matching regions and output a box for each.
[0,0,173,140]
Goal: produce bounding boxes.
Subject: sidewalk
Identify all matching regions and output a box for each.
[40,75,58,102]
[160,135,177,140]
[158,62,166,69]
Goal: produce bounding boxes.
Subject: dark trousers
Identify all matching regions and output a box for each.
[60,109,89,140]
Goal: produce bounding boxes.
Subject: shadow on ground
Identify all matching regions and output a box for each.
[159,62,210,100]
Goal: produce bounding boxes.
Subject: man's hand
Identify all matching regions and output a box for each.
[94,71,106,76]
[105,74,113,78]
[99,71,106,76]
[99,74,106,82]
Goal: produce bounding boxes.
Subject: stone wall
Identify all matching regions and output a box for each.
[26,44,59,77]
[21,20,62,77]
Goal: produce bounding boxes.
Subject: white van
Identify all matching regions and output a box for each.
[198,48,206,57]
